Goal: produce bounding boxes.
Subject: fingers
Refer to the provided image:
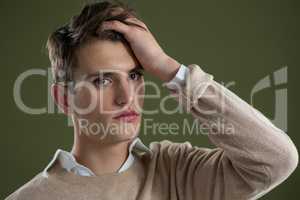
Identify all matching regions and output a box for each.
[100,20,130,35]
[99,17,149,35]
[124,17,149,31]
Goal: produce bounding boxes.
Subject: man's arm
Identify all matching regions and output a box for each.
[156,63,298,199]
[101,17,298,199]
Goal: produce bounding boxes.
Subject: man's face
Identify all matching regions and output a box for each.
[70,38,145,143]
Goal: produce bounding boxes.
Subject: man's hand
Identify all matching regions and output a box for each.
[99,18,181,82]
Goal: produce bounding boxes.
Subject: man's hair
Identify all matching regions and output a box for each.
[47,0,139,83]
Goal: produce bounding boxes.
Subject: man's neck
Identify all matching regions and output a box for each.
[71,133,131,176]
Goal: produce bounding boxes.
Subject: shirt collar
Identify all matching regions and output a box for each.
[130,137,152,155]
[43,137,151,177]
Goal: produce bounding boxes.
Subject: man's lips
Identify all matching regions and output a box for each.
[113,110,139,122]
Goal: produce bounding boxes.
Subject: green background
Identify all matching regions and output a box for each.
[1,0,299,199]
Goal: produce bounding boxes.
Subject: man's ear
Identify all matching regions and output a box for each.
[51,83,73,116]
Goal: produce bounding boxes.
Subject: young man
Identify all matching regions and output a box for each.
[6,1,298,199]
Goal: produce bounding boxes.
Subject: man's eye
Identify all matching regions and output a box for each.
[129,71,143,81]
[92,78,112,87]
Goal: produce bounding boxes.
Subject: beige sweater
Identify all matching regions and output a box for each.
[6,64,298,200]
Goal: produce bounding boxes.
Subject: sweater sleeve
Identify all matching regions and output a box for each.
[160,64,298,200]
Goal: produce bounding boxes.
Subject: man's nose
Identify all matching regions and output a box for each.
[114,79,134,107]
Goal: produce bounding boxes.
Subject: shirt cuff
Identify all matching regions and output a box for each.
[162,64,189,90]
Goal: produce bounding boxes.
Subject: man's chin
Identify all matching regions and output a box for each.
[99,131,139,144]
[96,121,140,142]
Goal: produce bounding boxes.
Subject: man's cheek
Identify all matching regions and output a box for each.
[73,89,99,114]
[136,95,144,112]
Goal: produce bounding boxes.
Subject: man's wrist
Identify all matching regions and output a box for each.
[157,56,181,82]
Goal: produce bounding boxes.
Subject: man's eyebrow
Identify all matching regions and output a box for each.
[129,65,144,73]
[85,71,113,79]
[85,65,144,79]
